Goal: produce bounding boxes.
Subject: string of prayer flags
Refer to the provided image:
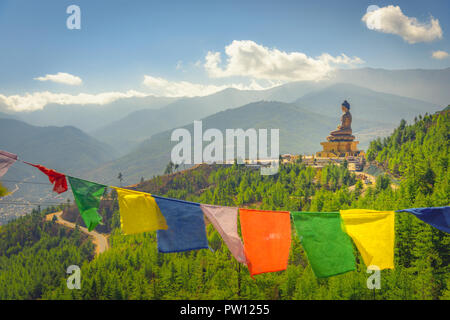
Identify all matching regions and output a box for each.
[113,187,168,235]
[239,209,291,277]
[24,161,68,194]
[153,195,209,253]
[67,176,106,231]
[291,212,356,278]
[396,207,449,234]
[200,204,246,264]
[340,209,395,270]
[0,150,17,178]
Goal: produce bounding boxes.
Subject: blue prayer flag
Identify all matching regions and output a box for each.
[397,206,449,234]
[153,195,209,253]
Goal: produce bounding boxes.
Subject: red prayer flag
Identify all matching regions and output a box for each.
[25,162,68,194]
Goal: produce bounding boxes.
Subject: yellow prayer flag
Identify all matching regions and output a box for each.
[340,209,395,270]
[113,187,168,235]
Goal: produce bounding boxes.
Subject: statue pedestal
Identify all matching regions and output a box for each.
[316,140,360,158]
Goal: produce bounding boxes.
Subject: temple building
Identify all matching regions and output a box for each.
[316,100,364,158]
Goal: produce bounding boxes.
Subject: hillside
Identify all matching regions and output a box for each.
[0,207,95,299]
[0,118,117,173]
[67,110,450,300]
[1,108,449,299]
[366,107,449,201]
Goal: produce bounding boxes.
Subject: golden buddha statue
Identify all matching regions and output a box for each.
[327,100,355,141]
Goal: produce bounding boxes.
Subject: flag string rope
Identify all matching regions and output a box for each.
[0,153,446,212]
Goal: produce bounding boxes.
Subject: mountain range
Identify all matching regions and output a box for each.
[91,87,276,154]
[1,68,448,156]
[0,96,177,132]
[88,82,440,185]
[90,78,443,155]
[91,83,336,154]
[89,67,450,154]
[0,118,117,174]
[332,67,450,106]
[295,83,436,124]
[1,67,447,221]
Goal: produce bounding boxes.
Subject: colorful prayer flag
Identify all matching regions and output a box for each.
[113,187,168,235]
[200,204,246,264]
[67,176,106,231]
[0,150,17,178]
[25,162,68,193]
[153,195,209,253]
[239,208,291,277]
[340,209,395,270]
[291,212,356,278]
[396,207,449,234]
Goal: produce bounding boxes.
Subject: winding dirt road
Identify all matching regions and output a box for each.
[46,211,109,256]
[349,172,399,194]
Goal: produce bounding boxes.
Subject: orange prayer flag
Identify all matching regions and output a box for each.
[239,208,291,277]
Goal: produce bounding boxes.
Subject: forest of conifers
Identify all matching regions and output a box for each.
[0,108,448,300]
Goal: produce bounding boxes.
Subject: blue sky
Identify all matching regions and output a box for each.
[0,0,449,110]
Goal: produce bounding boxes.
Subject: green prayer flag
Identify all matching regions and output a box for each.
[291,212,356,278]
[68,176,106,231]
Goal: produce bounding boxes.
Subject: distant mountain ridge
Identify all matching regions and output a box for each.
[332,67,450,106]
[92,87,283,154]
[0,111,18,120]
[2,68,448,156]
[88,81,440,185]
[1,96,178,132]
[88,100,328,185]
[93,80,441,154]
[88,98,393,185]
[295,83,439,124]
[0,118,117,174]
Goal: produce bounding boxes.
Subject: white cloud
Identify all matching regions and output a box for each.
[0,90,149,112]
[34,72,83,86]
[1,74,277,111]
[362,5,443,44]
[142,75,273,97]
[204,40,364,81]
[432,50,449,59]
[3,40,366,110]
